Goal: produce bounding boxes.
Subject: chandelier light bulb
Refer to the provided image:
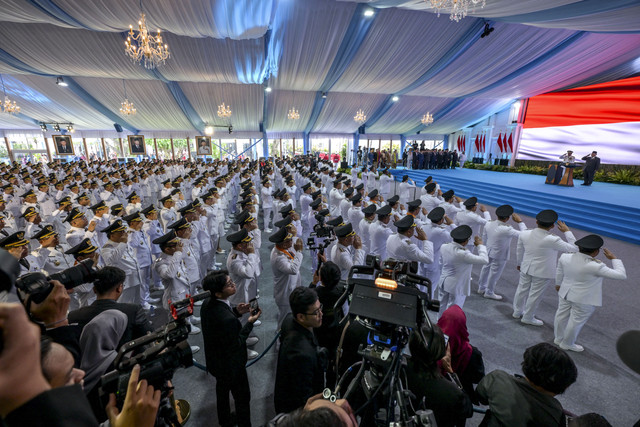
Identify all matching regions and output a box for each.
[421,112,434,126]
[427,0,486,21]
[287,107,300,120]
[124,13,170,69]
[217,103,232,119]
[354,109,367,124]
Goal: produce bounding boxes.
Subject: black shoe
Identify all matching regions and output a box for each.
[580,183,587,185]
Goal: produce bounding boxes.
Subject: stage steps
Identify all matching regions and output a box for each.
[389,169,640,245]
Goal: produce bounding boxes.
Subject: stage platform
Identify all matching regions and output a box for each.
[389,167,640,245]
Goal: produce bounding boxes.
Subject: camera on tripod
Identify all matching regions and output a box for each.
[307,215,336,251]
[331,259,440,426]
[99,291,210,417]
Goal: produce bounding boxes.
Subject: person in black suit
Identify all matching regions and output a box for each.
[56,137,73,154]
[68,266,152,348]
[274,287,325,414]
[200,270,262,427]
[581,151,601,186]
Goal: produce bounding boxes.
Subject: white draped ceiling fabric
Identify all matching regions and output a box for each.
[0,0,639,138]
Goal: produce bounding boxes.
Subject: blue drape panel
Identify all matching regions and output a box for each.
[28,0,92,29]
[497,0,640,24]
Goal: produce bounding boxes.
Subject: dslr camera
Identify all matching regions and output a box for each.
[15,259,98,304]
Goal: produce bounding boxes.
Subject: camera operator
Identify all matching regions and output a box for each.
[201,270,262,427]
[68,266,153,348]
[331,223,365,281]
[477,342,578,426]
[311,261,343,386]
[407,324,473,427]
[0,302,161,427]
[274,287,325,414]
[273,393,358,427]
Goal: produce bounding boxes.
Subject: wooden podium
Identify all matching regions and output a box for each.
[546,163,574,186]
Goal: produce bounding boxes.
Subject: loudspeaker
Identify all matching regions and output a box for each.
[114,123,123,133]
[259,123,264,133]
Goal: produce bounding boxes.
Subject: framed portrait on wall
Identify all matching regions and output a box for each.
[53,135,74,155]
[196,136,212,155]
[128,135,146,155]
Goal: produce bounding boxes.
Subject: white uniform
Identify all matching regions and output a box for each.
[347,206,364,235]
[153,251,190,313]
[554,252,626,348]
[477,220,527,296]
[422,222,453,299]
[369,220,394,262]
[398,181,416,206]
[420,193,442,212]
[437,242,488,315]
[513,228,577,322]
[101,239,142,304]
[331,242,365,280]
[358,217,374,253]
[270,246,303,327]
[379,174,394,199]
[386,233,434,293]
[329,188,344,217]
[227,249,259,306]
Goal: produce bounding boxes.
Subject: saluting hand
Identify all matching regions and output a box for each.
[353,235,363,249]
[603,248,617,260]
[511,213,522,223]
[294,238,303,252]
[474,236,483,246]
[88,221,97,232]
[415,227,427,241]
[556,220,569,232]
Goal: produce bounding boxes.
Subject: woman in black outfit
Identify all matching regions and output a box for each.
[407,324,473,427]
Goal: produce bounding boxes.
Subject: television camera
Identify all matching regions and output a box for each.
[331,257,440,427]
[99,291,210,426]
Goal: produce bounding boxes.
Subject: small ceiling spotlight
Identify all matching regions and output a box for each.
[265,86,272,93]
[56,77,68,87]
[228,125,233,134]
[481,22,495,38]
[392,95,399,102]
[53,123,61,132]
[363,8,375,17]
[66,124,74,133]
[40,123,47,132]
[321,92,327,99]
[204,125,214,136]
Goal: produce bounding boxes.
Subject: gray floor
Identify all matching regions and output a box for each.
[156,202,640,427]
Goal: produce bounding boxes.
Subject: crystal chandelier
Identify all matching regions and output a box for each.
[427,0,486,22]
[354,109,367,124]
[217,103,232,119]
[125,13,170,69]
[287,107,300,120]
[119,80,136,116]
[0,75,20,115]
[421,112,434,126]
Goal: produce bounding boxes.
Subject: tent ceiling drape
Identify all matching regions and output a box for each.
[1,0,640,136]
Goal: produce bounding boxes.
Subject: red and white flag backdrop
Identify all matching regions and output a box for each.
[518,75,640,165]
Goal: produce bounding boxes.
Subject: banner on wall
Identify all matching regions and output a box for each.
[518,76,640,165]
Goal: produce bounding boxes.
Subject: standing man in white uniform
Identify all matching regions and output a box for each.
[553,235,626,352]
[331,223,365,280]
[269,227,304,327]
[513,209,577,327]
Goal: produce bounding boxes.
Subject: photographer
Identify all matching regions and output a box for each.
[407,324,473,427]
[477,343,578,426]
[68,266,153,348]
[201,270,262,427]
[274,287,325,414]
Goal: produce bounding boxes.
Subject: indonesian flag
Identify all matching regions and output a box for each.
[481,133,486,152]
[461,135,465,152]
[474,135,480,152]
[497,133,503,153]
[507,132,514,153]
[456,135,461,151]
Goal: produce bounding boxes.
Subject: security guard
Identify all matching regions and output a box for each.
[331,223,365,280]
[437,225,488,316]
[269,227,304,327]
[101,219,143,305]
